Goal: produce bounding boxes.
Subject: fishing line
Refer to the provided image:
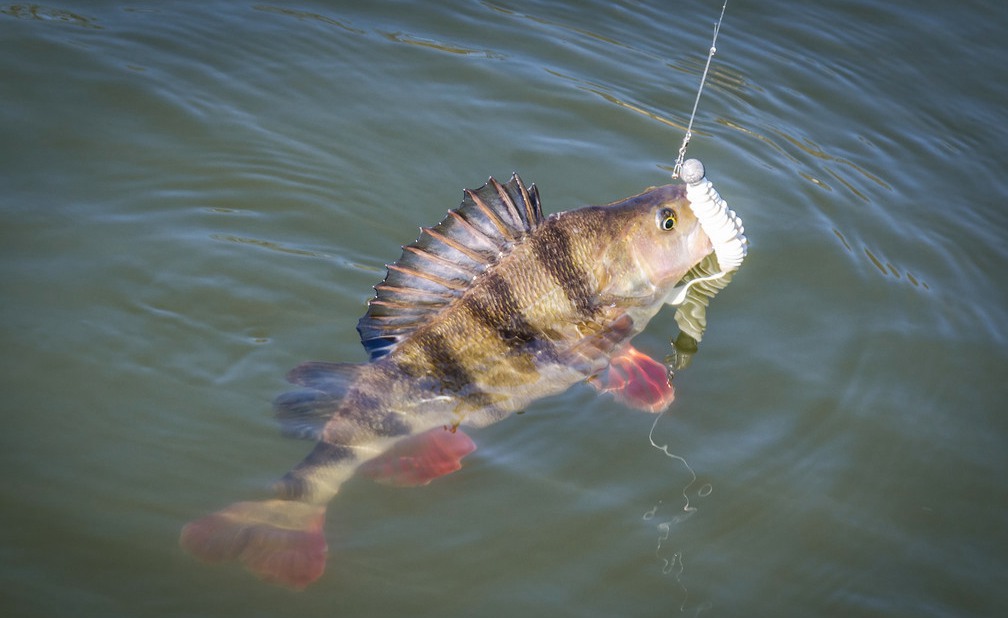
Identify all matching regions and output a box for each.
[644,408,713,530]
[647,409,699,517]
[672,0,728,179]
[647,0,726,521]
[645,409,715,613]
[642,2,728,603]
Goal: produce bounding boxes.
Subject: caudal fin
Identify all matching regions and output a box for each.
[180,499,327,589]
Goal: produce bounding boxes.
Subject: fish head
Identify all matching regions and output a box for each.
[598,183,713,302]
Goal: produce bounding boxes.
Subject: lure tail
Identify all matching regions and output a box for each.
[180,499,327,589]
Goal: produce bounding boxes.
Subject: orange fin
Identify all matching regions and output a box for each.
[359,427,477,487]
[590,345,675,413]
[180,499,327,589]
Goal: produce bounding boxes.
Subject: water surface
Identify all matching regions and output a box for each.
[2,1,1006,616]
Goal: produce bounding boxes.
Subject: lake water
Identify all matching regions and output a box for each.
[2,1,1006,616]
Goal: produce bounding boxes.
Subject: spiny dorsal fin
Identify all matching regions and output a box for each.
[357,173,543,360]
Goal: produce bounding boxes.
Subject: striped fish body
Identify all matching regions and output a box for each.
[181,174,713,588]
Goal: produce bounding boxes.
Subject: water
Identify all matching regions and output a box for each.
[2,1,1006,616]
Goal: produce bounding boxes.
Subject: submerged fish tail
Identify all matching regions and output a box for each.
[181,363,386,587]
[180,499,328,589]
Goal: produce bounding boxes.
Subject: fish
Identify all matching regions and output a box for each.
[180,171,734,589]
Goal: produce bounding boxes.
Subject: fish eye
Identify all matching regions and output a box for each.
[656,207,677,231]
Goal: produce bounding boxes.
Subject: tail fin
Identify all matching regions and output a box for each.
[180,499,327,589]
[182,363,362,588]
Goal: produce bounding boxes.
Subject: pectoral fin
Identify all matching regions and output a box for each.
[358,427,477,487]
[589,345,675,413]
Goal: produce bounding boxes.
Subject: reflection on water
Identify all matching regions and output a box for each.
[379,29,506,58]
[210,233,327,258]
[831,229,930,289]
[1,3,99,27]
[3,0,1007,617]
[252,5,366,34]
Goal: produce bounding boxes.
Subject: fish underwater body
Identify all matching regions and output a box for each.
[181,161,746,588]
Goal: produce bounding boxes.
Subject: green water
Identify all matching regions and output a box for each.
[3,1,1006,616]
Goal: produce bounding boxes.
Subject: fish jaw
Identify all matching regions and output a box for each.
[595,184,713,305]
[653,217,715,292]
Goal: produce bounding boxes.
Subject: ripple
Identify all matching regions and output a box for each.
[209,233,327,258]
[0,3,100,28]
[252,4,365,34]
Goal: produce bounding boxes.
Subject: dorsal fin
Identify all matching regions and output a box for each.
[357,173,543,360]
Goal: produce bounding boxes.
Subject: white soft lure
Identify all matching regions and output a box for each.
[668,158,747,307]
